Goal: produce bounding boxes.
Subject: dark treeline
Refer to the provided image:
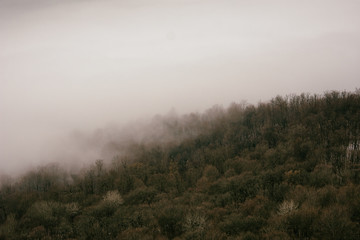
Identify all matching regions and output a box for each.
[1,90,360,240]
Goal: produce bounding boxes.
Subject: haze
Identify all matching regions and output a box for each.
[1,0,360,175]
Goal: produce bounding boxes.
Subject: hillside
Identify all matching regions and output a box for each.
[1,90,360,240]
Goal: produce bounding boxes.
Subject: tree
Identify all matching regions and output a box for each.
[157,206,184,239]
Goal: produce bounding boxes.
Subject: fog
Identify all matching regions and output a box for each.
[1,0,360,176]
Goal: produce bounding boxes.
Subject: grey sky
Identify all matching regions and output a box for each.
[1,0,360,175]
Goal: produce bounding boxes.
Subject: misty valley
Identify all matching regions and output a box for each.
[1,91,360,240]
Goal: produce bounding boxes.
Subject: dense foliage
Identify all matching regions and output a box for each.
[1,90,360,240]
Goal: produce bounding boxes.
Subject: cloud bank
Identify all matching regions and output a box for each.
[1,0,359,175]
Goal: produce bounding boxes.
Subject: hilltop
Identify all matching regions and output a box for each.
[1,90,360,240]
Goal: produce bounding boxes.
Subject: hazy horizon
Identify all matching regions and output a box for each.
[1,0,360,175]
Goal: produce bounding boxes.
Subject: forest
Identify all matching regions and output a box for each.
[0,90,360,240]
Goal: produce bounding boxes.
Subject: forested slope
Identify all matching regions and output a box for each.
[1,90,360,240]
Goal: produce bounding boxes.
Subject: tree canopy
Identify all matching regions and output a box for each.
[1,90,360,239]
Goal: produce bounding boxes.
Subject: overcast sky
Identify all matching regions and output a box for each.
[1,0,360,175]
